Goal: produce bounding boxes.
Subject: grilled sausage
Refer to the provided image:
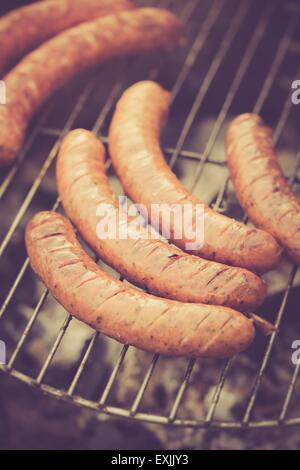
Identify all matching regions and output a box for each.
[0,8,180,166]
[108,81,282,273]
[226,113,300,265]
[0,0,135,74]
[57,129,267,310]
[25,211,255,358]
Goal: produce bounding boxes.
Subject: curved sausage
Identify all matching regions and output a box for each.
[226,113,300,265]
[57,129,267,310]
[25,211,255,358]
[0,0,135,74]
[0,8,180,166]
[108,81,282,273]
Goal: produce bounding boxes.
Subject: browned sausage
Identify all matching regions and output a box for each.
[0,0,135,74]
[226,113,300,265]
[57,129,267,310]
[0,8,180,166]
[25,211,255,358]
[108,81,282,273]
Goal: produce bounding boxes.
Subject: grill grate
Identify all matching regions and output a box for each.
[1,0,300,429]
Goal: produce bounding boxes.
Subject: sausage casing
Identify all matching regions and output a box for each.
[57,129,267,310]
[0,9,180,165]
[109,81,282,273]
[226,113,300,265]
[0,0,135,73]
[25,211,255,358]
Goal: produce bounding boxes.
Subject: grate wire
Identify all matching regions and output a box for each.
[0,0,300,429]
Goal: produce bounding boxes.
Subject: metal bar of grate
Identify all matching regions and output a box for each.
[209,103,300,423]
[189,3,275,191]
[170,1,275,175]
[0,258,29,320]
[253,17,298,115]
[0,80,98,260]
[85,2,228,409]
[170,0,225,103]
[168,358,196,422]
[98,345,129,408]
[130,353,159,416]
[166,2,300,424]
[0,107,54,201]
[7,288,50,369]
[205,359,233,424]
[237,52,299,227]
[1,0,300,430]
[197,66,300,426]
[241,147,300,424]
[40,131,217,164]
[67,332,99,396]
[1,0,198,265]
[273,65,300,143]
[0,198,61,321]
[279,359,300,422]
[36,314,73,385]
[242,265,298,424]
[0,81,128,324]
[1,0,216,410]
[104,0,251,416]
[0,0,175,200]
[64,0,203,399]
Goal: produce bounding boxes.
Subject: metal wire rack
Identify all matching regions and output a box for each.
[1,0,300,430]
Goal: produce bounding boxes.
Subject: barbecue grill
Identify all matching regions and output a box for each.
[1,0,300,432]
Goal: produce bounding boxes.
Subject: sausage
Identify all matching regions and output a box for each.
[57,129,267,310]
[0,0,135,74]
[108,81,282,273]
[0,8,180,166]
[226,113,300,265]
[25,211,255,358]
